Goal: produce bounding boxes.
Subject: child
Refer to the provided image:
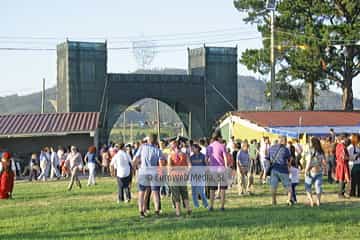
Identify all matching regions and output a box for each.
[289,159,300,204]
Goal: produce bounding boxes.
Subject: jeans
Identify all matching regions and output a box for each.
[305,172,323,194]
[350,164,360,197]
[291,183,298,202]
[87,162,96,186]
[38,162,48,181]
[117,175,131,201]
[327,155,335,183]
[191,185,208,208]
[50,163,60,179]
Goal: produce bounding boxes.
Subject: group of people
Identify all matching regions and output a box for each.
[1,129,360,219]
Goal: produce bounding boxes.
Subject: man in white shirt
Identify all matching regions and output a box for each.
[199,139,207,155]
[226,136,235,154]
[110,143,132,203]
[50,147,60,180]
[38,148,50,181]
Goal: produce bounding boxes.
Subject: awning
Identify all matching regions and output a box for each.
[266,127,299,138]
[267,125,360,138]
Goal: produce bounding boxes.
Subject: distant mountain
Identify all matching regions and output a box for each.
[1,68,359,121]
[0,87,57,114]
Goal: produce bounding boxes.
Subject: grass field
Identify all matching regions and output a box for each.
[1,177,360,240]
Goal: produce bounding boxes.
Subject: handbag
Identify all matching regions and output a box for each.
[266,146,283,176]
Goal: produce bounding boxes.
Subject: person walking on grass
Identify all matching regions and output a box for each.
[260,137,270,184]
[132,134,163,218]
[289,159,300,204]
[38,147,50,181]
[0,152,16,199]
[50,147,61,180]
[304,137,325,207]
[348,134,360,197]
[206,131,228,211]
[168,141,192,217]
[237,142,250,195]
[335,135,350,198]
[190,144,208,209]
[323,137,336,184]
[267,136,292,206]
[110,143,132,203]
[101,151,111,176]
[28,153,39,181]
[67,146,83,191]
[84,146,100,186]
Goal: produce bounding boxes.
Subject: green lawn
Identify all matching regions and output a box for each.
[1,177,360,240]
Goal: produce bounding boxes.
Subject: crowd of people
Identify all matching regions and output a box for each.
[1,128,360,219]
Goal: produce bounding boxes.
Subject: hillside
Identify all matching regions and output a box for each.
[1,69,359,122]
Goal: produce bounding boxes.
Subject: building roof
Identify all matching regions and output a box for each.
[230,111,360,127]
[0,112,99,137]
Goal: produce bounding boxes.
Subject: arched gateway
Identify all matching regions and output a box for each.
[56,41,237,142]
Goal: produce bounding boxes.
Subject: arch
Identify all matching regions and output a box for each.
[106,98,193,142]
[101,90,206,143]
[56,41,238,144]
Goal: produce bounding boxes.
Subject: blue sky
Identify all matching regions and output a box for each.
[0,0,358,98]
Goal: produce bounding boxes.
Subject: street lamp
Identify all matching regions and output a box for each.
[266,0,277,110]
[123,104,143,143]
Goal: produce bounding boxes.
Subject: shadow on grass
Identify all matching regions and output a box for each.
[2,201,360,240]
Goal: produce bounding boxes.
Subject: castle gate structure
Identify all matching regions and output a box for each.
[57,41,237,142]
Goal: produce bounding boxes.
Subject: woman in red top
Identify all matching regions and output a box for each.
[335,135,350,198]
[168,141,191,217]
[0,152,16,199]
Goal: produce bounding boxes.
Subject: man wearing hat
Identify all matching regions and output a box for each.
[0,152,16,199]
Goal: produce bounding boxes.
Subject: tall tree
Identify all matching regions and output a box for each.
[234,0,360,110]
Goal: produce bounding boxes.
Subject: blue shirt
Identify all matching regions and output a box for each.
[237,150,250,166]
[86,152,96,164]
[134,144,163,168]
[190,153,206,166]
[267,144,290,174]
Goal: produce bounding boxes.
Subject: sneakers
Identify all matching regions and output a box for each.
[140,212,145,219]
[208,207,214,212]
[220,207,225,212]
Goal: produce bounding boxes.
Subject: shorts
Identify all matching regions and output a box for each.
[270,169,290,189]
[138,184,160,192]
[305,172,323,194]
[170,185,189,202]
[238,166,249,175]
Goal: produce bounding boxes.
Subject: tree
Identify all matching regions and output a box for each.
[234,0,360,111]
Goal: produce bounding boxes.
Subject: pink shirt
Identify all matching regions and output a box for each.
[206,141,226,166]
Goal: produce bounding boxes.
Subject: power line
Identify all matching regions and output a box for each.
[0,36,262,52]
[0,30,259,46]
[0,27,255,40]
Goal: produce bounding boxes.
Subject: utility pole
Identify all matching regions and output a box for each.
[156,100,160,139]
[188,111,192,139]
[130,121,133,143]
[123,111,126,143]
[41,78,45,113]
[270,9,275,110]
